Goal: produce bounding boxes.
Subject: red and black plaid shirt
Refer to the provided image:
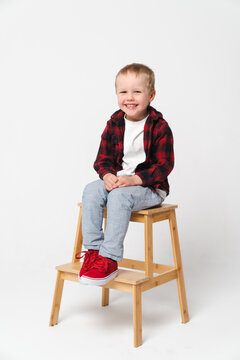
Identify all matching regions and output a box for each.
[94,106,174,195]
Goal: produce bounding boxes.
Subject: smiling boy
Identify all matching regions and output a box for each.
[77,63,174,286]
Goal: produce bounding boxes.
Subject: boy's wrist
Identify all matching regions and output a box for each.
[102,171,115,180]
[132,175,143,186]
[103,173,110,180]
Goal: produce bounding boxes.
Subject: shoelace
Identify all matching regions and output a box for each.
[75,250,98,271]
[90,255,109,273]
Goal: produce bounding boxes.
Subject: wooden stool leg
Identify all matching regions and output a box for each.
[72,205,83,263]
[101,217,110,307]
[101,288,109,306]
[49,271,64,326]
[144,215,153,278]
[133,285,142,347]
[169,210,189,323]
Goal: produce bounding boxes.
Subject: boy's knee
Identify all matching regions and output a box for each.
[83,179,105,198]
[108,187,134,209]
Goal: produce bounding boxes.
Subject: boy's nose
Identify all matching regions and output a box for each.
[127,93,134,100]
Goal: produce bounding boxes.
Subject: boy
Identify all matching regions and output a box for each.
[77,63,174,286]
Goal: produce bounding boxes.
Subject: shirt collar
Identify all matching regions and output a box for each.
[110,106,163,124]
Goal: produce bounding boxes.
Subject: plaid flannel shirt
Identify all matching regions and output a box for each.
[94,106,174,195]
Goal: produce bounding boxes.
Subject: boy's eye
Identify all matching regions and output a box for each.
[119,91,141,94]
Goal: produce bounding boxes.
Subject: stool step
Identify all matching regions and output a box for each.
[56,262,149,285]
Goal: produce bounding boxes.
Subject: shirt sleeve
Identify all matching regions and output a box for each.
[135,122,174,186]
[93,122,117,179]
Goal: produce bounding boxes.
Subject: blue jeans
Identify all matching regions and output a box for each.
[82,179,164,261]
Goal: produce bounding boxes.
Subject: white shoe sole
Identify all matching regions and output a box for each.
[78,270,118,286]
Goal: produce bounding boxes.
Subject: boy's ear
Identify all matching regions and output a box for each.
[150,90,156,102]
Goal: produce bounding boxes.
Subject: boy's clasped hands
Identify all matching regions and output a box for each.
[103,173,143,191]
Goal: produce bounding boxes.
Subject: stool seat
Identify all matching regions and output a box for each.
[50,202,189,347]
[112,203,177,215]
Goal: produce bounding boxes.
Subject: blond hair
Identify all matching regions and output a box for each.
[115,63,155,93]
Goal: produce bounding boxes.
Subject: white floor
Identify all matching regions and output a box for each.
[1,261,239,360]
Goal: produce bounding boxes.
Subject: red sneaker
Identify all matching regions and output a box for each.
[80,255,118,286]
[75,250,99,279]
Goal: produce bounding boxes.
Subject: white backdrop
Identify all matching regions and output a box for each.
[0,0,240,359]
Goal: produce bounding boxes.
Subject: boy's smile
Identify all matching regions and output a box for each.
[116,72,155,122]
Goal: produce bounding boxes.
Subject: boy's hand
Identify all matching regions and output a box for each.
[103,173,119,191]
[116,175,143,188]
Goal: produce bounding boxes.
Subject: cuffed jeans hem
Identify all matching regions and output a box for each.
[84,245,101,250]
[99,249,123,262]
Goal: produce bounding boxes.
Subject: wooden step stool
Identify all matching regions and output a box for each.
[49,203,189,347]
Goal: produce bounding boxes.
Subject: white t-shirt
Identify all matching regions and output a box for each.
[117,115,167,200]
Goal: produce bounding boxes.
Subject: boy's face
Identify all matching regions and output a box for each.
[116,71,155,121]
